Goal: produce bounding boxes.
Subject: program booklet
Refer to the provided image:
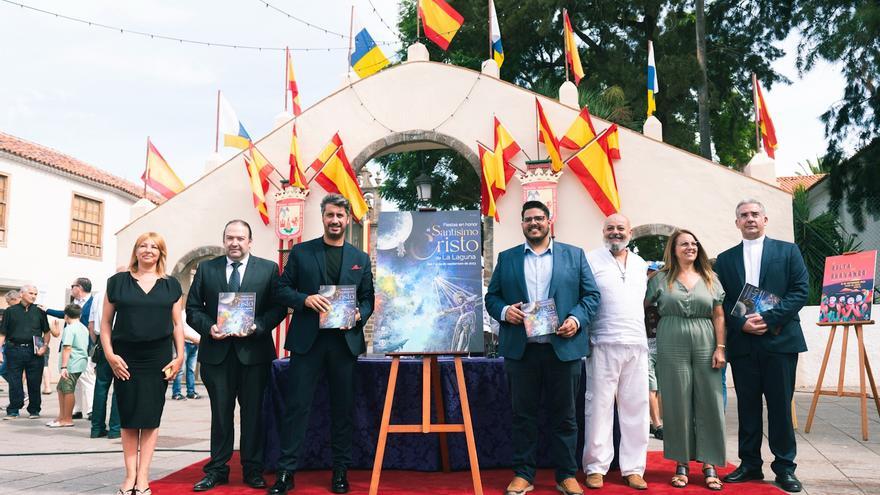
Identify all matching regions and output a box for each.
[32,335,44,354]
[522,299,559,338]
[731,283,780,320]
[217,292,256,335]
[319,285,357,329]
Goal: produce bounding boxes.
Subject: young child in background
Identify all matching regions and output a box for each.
[46,304,89,428]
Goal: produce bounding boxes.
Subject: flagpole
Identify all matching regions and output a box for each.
[306,146,343,185]
[416,0,421,41]
[563,9,569,82]
[284,47,289,112]
[752,73,761,153]
[347,5,355,75]
[535,100,541,161]
[143,137,150,199]
[214,90,220,153]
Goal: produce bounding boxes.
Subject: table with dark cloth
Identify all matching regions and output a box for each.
[263,356,620,471]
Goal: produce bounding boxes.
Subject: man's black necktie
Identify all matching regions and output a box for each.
[229,261,242,292]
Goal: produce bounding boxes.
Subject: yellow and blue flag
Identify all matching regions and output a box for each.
[647,40,659,117]
[489,0,503,68]
[219,92,252,150]
[350,13,389,78]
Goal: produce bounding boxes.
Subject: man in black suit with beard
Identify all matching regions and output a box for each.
[269,194,374,495]
[187,220,287,491]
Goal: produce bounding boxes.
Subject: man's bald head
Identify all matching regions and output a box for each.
[602,214,632,254]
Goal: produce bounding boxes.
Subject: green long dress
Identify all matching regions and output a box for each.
[647,271,726,466]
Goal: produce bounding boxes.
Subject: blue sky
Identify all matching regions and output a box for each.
[0,0,845,186]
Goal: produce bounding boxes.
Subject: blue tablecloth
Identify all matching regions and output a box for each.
[262,356,611,471]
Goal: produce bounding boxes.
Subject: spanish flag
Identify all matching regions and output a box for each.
[244,148,270,225]
[493,117,521,164]
[310,134,369,222]
[419,0,464,51]
[566,126,620,216]
[560,106,598,150]
[350,11,390,78]
[142,139,185,200]
[478,143,501,220]
[286,48,302,116]
[288,125,307,189]
[604,124,621,160]
[246,144,277,195]
[646,40,659,117]
[219,92,252,150]
[536,99,564,172]
[563,9,585,85]
[755,79,778,158]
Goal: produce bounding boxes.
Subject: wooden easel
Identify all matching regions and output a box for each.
[805,321,880,440]
[369,352,483,495]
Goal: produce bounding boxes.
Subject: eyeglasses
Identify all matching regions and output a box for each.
[677,242,699,248]
[521,215,547,224]
[70,284,80,289]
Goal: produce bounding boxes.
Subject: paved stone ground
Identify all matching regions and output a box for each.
[1,385,878,494]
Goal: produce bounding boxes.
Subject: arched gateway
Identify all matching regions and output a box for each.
[117,57,792,296]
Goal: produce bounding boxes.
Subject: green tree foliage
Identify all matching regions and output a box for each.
[792,186,861,303]
[376,150,480,211]
[795,1,880,229]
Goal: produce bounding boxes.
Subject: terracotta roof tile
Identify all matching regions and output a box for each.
[0,131,163,204]
[776,174,827,194]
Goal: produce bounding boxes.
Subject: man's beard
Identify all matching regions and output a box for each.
[325,226,345,240]
[604,238,629,253]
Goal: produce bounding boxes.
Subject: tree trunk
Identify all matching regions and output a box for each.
[695,0,712,159]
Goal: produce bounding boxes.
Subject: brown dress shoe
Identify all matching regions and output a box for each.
[556,477,584,495]
[585,473,604,489]
[623,474,648,490]
[505,476,534,495]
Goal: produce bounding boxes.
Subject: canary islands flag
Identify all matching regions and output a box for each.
[219,92,252,150]
[351,13,389,78]
[647,41,659,117]
[489,0,503,68]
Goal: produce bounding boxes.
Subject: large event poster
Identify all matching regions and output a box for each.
[373,210,484,354]
[819,250,877,323]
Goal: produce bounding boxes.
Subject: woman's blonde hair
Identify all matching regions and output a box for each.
[660,229,714,291]
[128,232,168,277]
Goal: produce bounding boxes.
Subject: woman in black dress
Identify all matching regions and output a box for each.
[100,232,185,495]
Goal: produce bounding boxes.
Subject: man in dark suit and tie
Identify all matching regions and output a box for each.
[270,194,374,495]
[714,199,809,493]
[485,200,601,495]
[187,220,287,491]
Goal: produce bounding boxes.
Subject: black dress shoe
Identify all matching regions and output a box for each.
[243,472,267,489]
[193,474,228,492]
[90,430,108,439]
[723,466,764,483]
[268,471,294,495]
[71,412,83,420]
[331,467,349,494]
[775,473,803,492]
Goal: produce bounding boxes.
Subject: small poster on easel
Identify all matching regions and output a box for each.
[818,250,877,323]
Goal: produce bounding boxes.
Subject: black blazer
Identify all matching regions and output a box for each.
[714,237,809,358]
[186,255,287,366]
[276,237,374,357]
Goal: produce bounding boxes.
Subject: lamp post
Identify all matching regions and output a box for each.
[414,172,433,209]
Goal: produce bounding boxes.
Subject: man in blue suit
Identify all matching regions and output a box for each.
[714,199,809,493]
[486,200,601,495]
[271,194,374,495]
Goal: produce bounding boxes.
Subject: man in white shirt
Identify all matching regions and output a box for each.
[583,214,649,490]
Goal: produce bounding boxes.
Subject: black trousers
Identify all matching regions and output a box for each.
[504,343,581,483]
[201,355,270,477]
[730,351,799,475]
[4,344,43,416]
[278,331,356,472]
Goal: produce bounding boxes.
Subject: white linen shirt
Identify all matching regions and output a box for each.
[586,248,648,347]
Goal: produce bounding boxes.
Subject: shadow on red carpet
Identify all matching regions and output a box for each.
[152,452,785,494]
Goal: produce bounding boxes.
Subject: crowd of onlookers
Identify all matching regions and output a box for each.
[0,277,202,436]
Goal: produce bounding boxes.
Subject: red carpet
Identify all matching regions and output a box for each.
[152,452,785,494]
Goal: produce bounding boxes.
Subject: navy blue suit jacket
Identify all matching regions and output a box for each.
[276,237,374,357]
[714,237,809,358]
[485,241,601,362]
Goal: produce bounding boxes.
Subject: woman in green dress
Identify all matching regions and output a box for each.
[646,229,727,490]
